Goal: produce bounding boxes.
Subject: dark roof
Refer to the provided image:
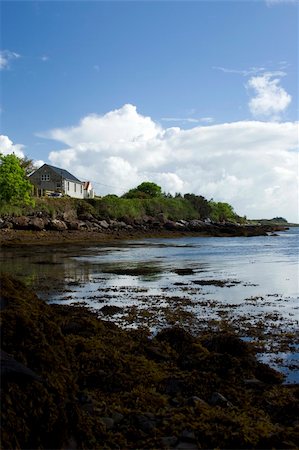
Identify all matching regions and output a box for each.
[32,164,82,183]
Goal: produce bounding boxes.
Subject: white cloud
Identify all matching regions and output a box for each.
[41,55,49,62]
[213,66,266,76]
[161,117,199,124]
[161,117,214,124]
[34,160,45,168]
[0,135,25,158]
[40,104,298,222]
[247,72,291,120]
[0,50,20,70]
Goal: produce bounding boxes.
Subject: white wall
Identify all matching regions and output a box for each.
[64,180,84,199]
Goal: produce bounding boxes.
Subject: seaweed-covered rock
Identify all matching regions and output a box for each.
[0,275,298,450]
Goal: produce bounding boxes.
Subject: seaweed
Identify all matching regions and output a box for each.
[0,274,298,449]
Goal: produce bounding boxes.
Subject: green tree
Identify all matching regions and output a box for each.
[184,194,211,219]
[209,201,237,222]
[0,153,34,205]
[123,182,162,199]
[19,156,36,177]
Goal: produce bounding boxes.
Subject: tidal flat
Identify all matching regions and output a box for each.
[1,228,298,384]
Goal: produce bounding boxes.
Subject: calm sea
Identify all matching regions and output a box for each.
[1,227,298,382]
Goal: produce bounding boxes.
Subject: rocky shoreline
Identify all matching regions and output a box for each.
[0,211,288,246]
[1,274,298,449]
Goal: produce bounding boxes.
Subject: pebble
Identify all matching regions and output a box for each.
[180,429,197,442]
[161,436,178,448]
[100,417,114,430]
[187,396,208,407]
[209,392,233,407]
[175,442,199,450]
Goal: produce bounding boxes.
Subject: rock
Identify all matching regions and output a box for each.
[188,220,204,231]
[48,219,68,231]
[254,362,284,384]
[98,220,109,229]
[63,435,78,450]
[157,213,167,223]
[84,220,94,229]
[202,333,252,357]
[179,429,197,443]
[209,392,233,407]
[90,222,102,231]
[100,305,122,316]
[161,436,178,448]
[145,345,171,361]
[156,327,194,353]
[0,219,13,229]
[163,377,184,395]
[175,442,199,450]
[135,414,156,433]
[11,216,30,230]
[66,220,82,230]
[63,211,77,222]
[186,396,208,407]
[100,417,114,430]
[117,221,127,228]
[1,349,43,384]
[177,219,188,226]
[244,378,264,387]
[174,268,195,276]
[29,217,45,231]
[78,213,94,221]
[164,221,179,230]
[111,412,124,424]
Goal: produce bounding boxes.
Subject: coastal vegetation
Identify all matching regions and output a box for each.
[0,153,34,207]
[0,156,291,226]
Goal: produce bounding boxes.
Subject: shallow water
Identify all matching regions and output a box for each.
[1,227,298,382]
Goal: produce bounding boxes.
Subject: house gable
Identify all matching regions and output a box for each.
[29,164,84,199]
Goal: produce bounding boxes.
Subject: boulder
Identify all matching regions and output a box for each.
[66,220,87,230]
[11,216,30,230]
[98,220,109,229]
[164,221,178,230]
[209,392,233,408]
[188,220,205,231]
[63,211,77,222]
[29,217,46,231]
[48,219,68,231]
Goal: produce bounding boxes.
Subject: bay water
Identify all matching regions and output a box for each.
[1,227,298,382]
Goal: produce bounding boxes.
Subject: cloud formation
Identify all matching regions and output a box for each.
[0,50,20,70]
[161,117,214,124]
[213,66,266,76]
[247,73,292,120]
[0,135,25,158]
[39,104,298,222]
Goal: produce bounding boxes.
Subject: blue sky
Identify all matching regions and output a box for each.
[0,0,298,221]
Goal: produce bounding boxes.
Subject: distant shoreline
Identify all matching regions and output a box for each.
[0,222,290,247]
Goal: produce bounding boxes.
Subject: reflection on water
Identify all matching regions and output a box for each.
[1,228,298,382]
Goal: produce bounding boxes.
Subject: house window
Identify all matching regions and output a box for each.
[56,182,61,188]
[67,182,70,191]
[80,185,83,194]
[41,174,50,181]
[74,184,76,193]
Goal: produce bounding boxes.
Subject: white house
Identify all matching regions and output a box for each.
[29,164,85,199]
[83,181,95,199]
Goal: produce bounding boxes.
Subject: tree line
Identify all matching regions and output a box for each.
[0,153,243,223]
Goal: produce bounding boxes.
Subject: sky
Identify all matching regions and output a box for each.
[0,0,298,222]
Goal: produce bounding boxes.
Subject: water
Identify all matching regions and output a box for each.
[1,227,298,382]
